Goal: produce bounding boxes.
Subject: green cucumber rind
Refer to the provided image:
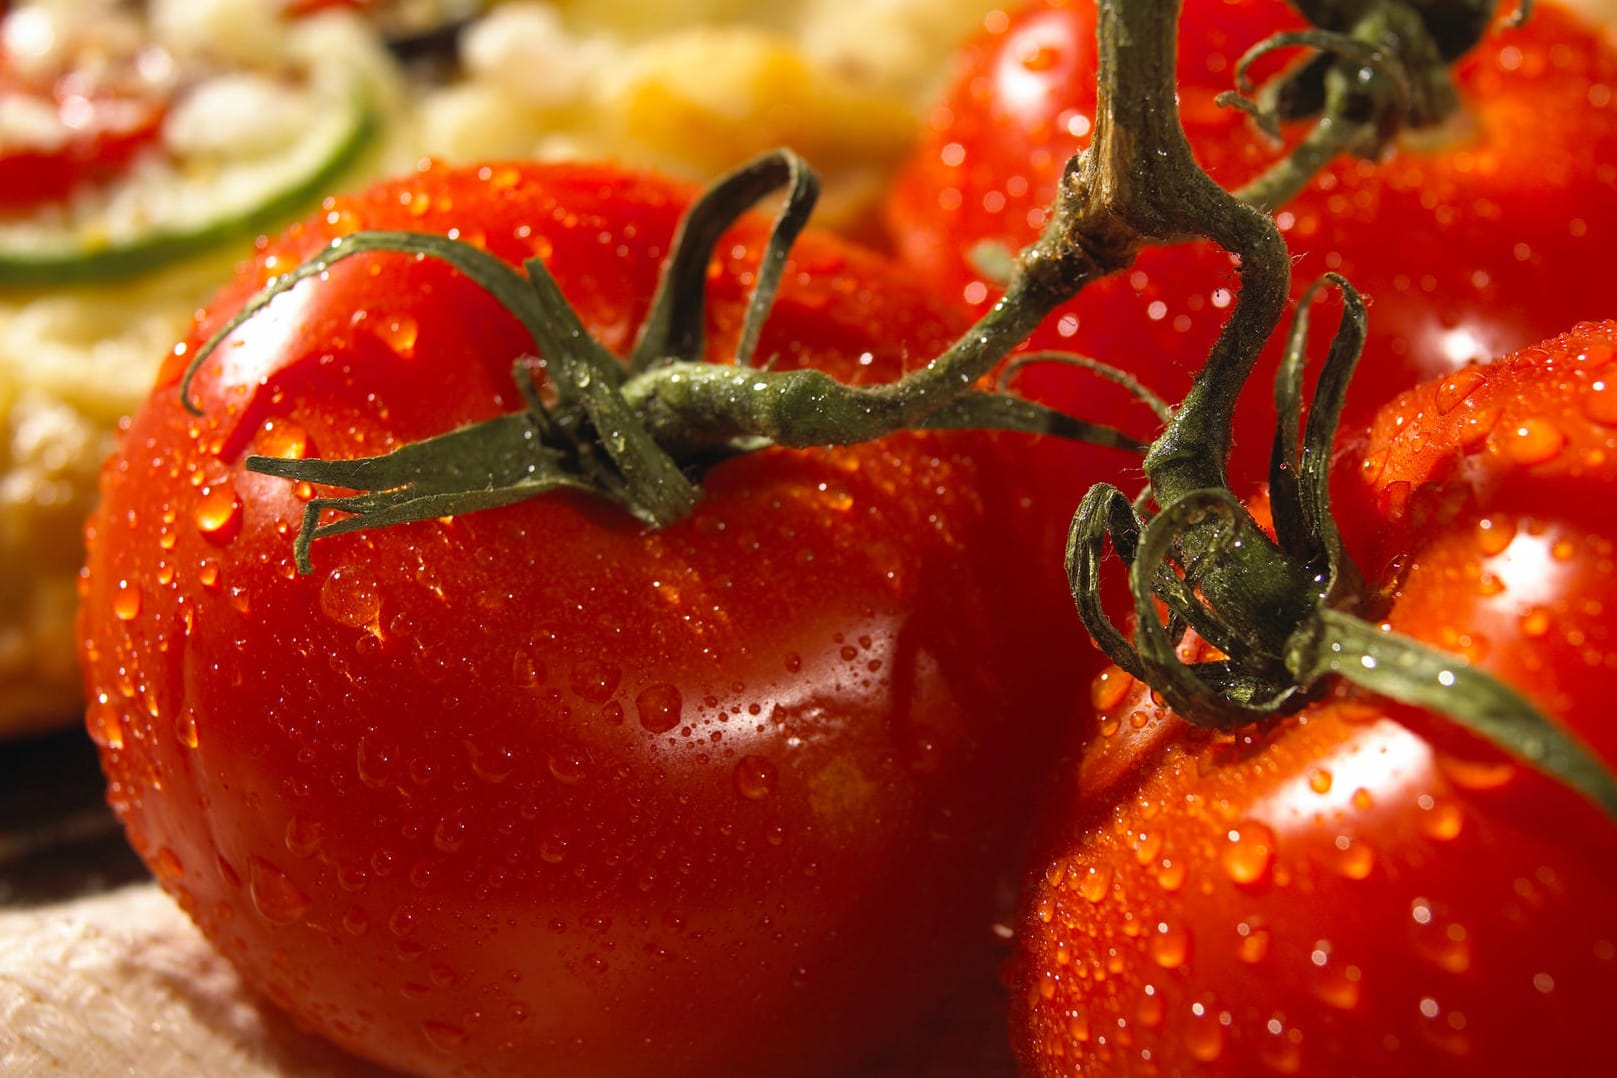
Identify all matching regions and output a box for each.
[0,93,380,290]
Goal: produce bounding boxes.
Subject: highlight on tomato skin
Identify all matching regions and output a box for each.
[1008,322,1617,1078]
[885,0,1617,483]
[76,159,1107,1078]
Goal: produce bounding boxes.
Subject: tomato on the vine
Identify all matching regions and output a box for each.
[77,160,1095,1077]
[1009,322,1617,1077]
[885,0,1617,481]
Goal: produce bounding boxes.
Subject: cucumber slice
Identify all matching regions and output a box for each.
[0,86,378,289]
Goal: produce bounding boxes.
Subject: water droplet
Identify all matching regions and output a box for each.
[1435,367,1485,413]
[1155,858,1186,892]
[194,484,242,541]
[1414,919,1473,973]
[635,683,683,733]
[152,846,185,881]
[1501,417,1567,465]
[1149,922,1191,969]
[512,651,544,689]
[256,419,309,460]
[357,736,397,789]
[546,748,586,784]
[377,315,419,357]
[1436,752,1516,791]
[112,580,143,621]
[284,816,323,858]
[1077,864,1113,903]
[539,834,569,863]
[1237,922,1271,964]
[1311,961,1363,1010]
[421,1020,468,1051]
[1092,667,1135,713]
[1519,605,1553,638]
[1258,1018,1304,1073]
[174,709,199,749]
[343,906,369,935]
[1419,798,1465,841]
[733,755,778,800]
[248,856,312,924]
[1221,821,1276,886]
[569,659,621,703]
[1307,768,1333,794]
[1186,1005,1225,1062]
[433,818,466,853]
[466,741,514,783]
[783,652,803,673]
[320,567,381,630]
[1585,380,1617,426]
[1331,834,1376,880]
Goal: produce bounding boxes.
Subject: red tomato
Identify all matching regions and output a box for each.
[1009,322,1617,1077]
[886,0,1617,482]
[78,160,1093,1077]
[0,61,166,212]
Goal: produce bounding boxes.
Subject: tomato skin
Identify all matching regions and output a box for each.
[886,0,1617,483]
[1009,322,1617,1077]
[79,162,1091,1077]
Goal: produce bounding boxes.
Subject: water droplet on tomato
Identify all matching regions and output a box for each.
[1236,922,1270,964]
[1331,834,1376,880]
[547,748,585,784]
[376,315,419,357]
[152,846,185,881]
[512,650,544,689]
[112,580,142,621]
[174,709,199,749]
[1584,380,1617,426]
[1501,417,1567,465]
[1519,605,1553,638]
[248,856,312,924]
[342,906,369,935]
[1414,918,1473,973]
[433,818,466,853]
[1220,822,1276,886]
[1435,752,1516,791]
[284,816,322,858]
[783,652,803,673]
[194,484,242,541]
[1258,1018,1304,1074]
[1077,864,1113,903]
[570,659,621,703]
[1435,367,1486,413]
[320,567,381,630]
[733,755,778,800]
[357,736,397,789]
[466,741,514,783]
[1155,858,1186,892]
[1185,1005,1225,1061]
[1481,517,1513,562]
[1307,768,1333,794]
[636,683,682,733]
[1419,797,1465,841]
[88,695,124,749]
[421,1020,469,1051]
[539,834,569,864]
[1149,922,1191,969]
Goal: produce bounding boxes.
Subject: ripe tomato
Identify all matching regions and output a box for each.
[1009,322,1617,1077]
[78,160,1093,1077]
[885,0,1617,482]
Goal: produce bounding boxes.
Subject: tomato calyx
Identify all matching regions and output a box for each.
[179,149,1139,573]
[1062,0,1617,820]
